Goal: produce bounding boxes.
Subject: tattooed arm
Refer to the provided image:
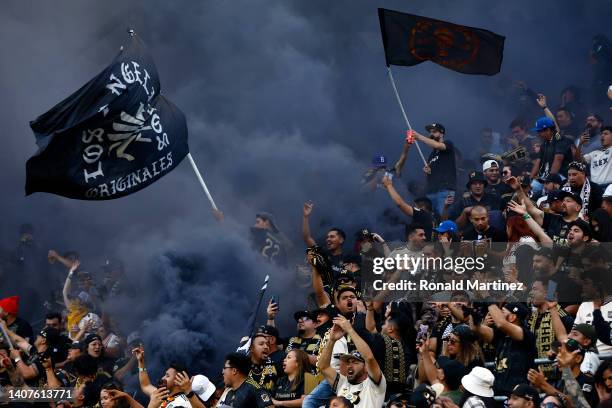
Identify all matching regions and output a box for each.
[561,367,590,408]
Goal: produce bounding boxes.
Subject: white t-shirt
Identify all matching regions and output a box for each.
[333,373,386,408]
[584,148,612,185]
[164,394,192,408]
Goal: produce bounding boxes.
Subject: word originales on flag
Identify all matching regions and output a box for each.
[25,34,189,200]
[378,8,505,75]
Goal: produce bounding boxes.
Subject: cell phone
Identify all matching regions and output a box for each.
[416,324,429,343]
[271,295,279,309]
[546,280,557,302]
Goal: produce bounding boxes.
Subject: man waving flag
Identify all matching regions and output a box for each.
[25,32,189,200]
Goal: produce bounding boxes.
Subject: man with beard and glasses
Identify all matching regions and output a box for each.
[286,311,322,370]
[320,315,386,408]
[409,123,457,217]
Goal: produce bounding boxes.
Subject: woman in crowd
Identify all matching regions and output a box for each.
[100,382,143,408]
[272,349,310,407]
[442,325,484,371]
[591,208,612,242]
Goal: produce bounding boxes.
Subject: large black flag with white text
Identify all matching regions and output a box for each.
[26,34,189,200]
[378,8,505,75]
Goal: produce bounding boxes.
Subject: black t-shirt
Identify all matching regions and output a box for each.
[273,376,305,401]
[426,140,457,193]
[567,182,604,216]
[462,226,508,242]
[556,371,598,408]
[492,325,537,395]
[219,380,274,407]
[250,228,287,267]
[8,317,34,343]
[542,213,572,245]
[537,135,574,178]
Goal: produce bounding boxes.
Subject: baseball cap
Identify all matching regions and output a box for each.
[342,253,362,266]
[573,324,597,344]
[546,190,565,203]
[559,190,583,206]
[410,383,437,408]
[425,123,446,134]
[256,325,280,340]
[603,184,612,198]
[466,171,487,188]
[69,341,84,351]
[311,307,332,318]
[482,160,499,172]
[436,356,466,390]
[532,117,556,132]
[511,384,541,406]
[503,302,529,321]
[539,173,563,184]
[433,220,458,234]
[337,350,365,363]
[293,311,314,322]
[372,154,388,168]
[335,284,358,300]
[192,374,216,402]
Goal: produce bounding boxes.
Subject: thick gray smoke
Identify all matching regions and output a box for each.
[1,0,611,379]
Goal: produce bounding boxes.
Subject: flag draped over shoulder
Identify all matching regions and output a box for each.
[378,8,505,75]
[26,34,189,200]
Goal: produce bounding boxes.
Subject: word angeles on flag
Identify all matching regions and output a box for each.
[26,34,189,200]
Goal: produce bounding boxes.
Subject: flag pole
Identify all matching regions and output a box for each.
[187,153,219,211]
[386,67,428,166]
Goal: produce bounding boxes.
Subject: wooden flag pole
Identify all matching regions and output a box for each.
[386,67,428,166]
[187,153,219,211]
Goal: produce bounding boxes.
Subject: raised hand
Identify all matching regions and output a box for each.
[536,93,548,109]
[303,202,314,218]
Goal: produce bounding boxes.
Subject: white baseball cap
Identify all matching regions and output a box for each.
[482,160,499,172]
[604,184,612,198]
[192,374,216,402]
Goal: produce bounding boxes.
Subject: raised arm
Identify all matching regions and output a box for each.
[302,202,316,247]
[393,135,414,177]
[507,200,553,243]
[266,299,278,327]
[413,130,447,150]
[310,264,331,307]
[334,315,382,384]
[133,345,157,396]
[536,94,560,133]
[48,250,76,270]
[547,302,569,343]
[319,323,343,385]
[488,304,524,341]
[62,260,80,308]
[506,177,544,225]
[382,175,414,217]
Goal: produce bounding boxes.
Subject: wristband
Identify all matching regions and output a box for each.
[138,367,146,372]
[186,391,195,398]
[522,214,531,220]
[14,357,21,364]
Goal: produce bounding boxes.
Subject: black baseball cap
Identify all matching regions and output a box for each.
[466,171,487,188]
[539,173,563,184]
[425,123,446,134]
[436,356,466,390]
[559,190,583,207]
[503,302,529,321]
[342,253,362,266]
[335,284,358,300]
[293,311,314,322]
[511,384,541,406]
[546,190,565,203]
[256,325,280,340]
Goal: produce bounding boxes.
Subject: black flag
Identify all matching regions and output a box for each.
[378,8,505,75]
[26,34,189,200]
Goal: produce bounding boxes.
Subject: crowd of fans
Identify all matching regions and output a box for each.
[2,46,612,408]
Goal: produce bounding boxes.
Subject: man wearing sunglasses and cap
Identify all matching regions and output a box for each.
[286,311,322,370]
[408,123,457,217]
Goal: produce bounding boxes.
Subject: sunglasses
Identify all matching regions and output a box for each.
[541,403,561,408]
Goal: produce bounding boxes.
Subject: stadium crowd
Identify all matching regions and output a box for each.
[2,46,612,408]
